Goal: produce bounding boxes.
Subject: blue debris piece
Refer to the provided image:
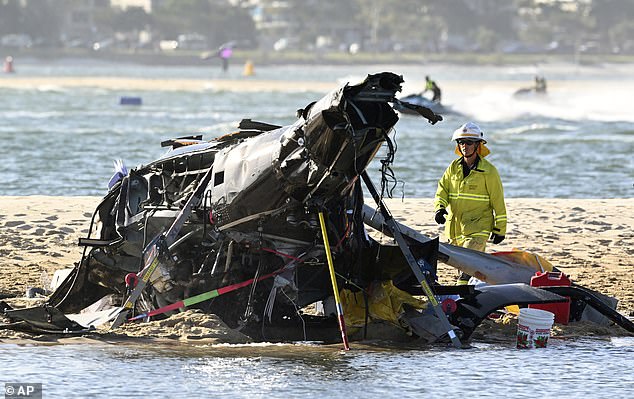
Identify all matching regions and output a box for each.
[120,96,142,105]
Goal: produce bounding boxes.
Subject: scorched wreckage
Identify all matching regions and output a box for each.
[3,72,632,347]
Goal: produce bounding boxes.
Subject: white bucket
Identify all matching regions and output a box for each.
[516,308,555,349]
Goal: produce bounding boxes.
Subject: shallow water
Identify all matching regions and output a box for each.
[1,61,633,198]
[1,338,633,398]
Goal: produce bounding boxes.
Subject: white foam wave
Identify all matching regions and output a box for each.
[448,80,634,123]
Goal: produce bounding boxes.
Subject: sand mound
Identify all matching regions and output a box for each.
[112,309,251,343]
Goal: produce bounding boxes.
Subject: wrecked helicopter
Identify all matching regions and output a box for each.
[3,72,631,348]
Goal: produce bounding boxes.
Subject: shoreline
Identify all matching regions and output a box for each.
[0,76,341,92]
[6,48,634,67]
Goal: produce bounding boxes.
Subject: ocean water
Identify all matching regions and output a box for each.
[1,60,633,198]
[1,61,634,398]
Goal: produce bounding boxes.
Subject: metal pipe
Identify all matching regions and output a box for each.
[223,240,234,273]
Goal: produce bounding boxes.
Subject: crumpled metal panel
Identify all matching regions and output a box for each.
[210,128,285,206]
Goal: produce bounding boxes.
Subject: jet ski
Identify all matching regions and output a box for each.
[513,87,547,98]
[514,77,547,98]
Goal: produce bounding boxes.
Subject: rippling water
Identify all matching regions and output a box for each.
[1,338,633,398]
[1,61,633,198]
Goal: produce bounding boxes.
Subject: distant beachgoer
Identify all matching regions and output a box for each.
[423,76,442,103]
[218,45,233,72]
[433,122,507,285]
[3,56,15,73]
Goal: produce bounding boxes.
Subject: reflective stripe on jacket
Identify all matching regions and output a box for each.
[434,156,507,242]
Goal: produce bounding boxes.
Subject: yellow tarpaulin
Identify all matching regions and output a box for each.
[341,280,426,329]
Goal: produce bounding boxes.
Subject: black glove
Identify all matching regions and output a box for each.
[434,208,448,224]
[491,233,505,244]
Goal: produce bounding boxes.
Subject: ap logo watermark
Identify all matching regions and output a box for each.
[4,383,42,399]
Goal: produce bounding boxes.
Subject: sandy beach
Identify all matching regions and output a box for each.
[1,195,632,342]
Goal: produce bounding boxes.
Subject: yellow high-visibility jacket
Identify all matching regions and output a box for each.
[434,156,507,243]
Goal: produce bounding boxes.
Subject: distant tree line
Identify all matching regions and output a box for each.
[286,0,634,54]
[1,0,634,54]
[0,0,256,49]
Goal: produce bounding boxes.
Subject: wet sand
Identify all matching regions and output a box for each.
[1,196,632,343]
[0,77,339,92]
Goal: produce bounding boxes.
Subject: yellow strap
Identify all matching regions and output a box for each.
[318,212,350,351]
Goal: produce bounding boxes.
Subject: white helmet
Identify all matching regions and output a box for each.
[451,122,486,143]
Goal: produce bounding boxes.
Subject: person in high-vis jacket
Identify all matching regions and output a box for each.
[423,75,442,102]
[434,122,507,285]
